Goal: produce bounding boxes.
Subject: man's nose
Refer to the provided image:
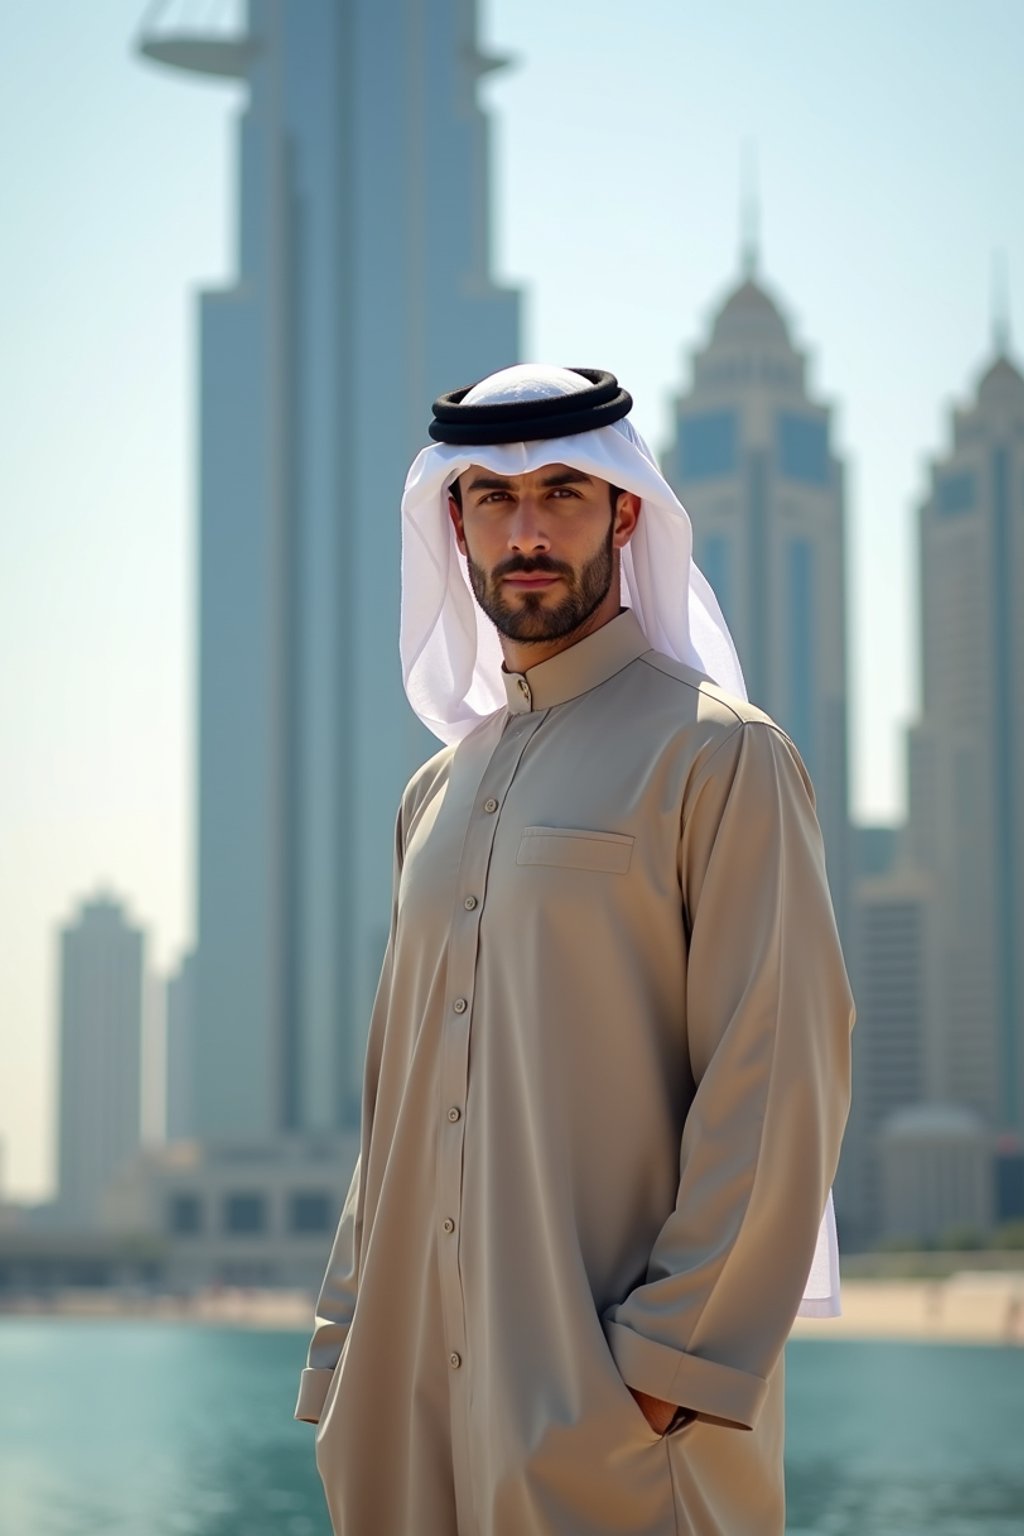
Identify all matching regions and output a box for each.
[507,497,550,553]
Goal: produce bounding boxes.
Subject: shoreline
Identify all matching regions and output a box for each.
[790,1273,1024,1345]
[2,1273,1023,1345]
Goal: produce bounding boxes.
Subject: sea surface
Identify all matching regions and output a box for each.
[1,1320,1022,1535]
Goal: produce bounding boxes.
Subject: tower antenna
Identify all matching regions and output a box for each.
[992,248,1012,356]
[740,140,760,280]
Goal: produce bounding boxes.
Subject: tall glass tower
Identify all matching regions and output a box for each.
[907,331,1024,1135]
[139,0,520,1140]
[662,242,851,943]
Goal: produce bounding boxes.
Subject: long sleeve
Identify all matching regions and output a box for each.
[293,807,405,1425]
[603,719,855,1431]
[294,1153,367,1423]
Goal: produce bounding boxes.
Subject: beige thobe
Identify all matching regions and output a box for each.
[296,608,854,1536]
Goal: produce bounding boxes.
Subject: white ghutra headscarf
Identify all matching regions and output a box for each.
[401,364,744,744]
[399,362,841,1319]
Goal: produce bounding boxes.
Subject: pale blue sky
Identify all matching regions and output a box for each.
[2,0,1021,1197]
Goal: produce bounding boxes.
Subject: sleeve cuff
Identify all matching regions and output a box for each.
[294,1366,334,1424]
[603,1320,768,1430]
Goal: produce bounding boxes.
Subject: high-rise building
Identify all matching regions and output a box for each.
[138,1,520,1141]
[56,895,145,1226]
[906,327,1024,1135]
[165,951,196,1142]
[662,239,850,941]
[842,873,931,1242]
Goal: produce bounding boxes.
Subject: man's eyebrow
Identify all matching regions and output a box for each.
[464,474,514,494]
[539,469,594,488]
[462,468,596,495]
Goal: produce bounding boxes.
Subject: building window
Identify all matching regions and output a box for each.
[698,533,733,629]
[220,1261,278,1287]
[289,1191,334,1234]
[168,1192,203,1236]
[777,412,829,485]
[679,410,738,480]
[786,538,816,782]
[223,1192,267,1235]
[936,470,975,517]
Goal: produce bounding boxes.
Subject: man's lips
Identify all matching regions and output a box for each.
[502,573,562,588]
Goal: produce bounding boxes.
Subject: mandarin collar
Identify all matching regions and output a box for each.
[501,608,651,715]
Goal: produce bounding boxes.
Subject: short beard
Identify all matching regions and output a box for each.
[466,517,616,645]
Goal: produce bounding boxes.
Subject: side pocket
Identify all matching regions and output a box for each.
[313,1329,352,1457]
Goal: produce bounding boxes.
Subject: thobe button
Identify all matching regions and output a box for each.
[449,1352,462,1370]
[483,797,499,813]
[516,678,531,702]
[442,1217,455,1234]
[453,997,468,1014]
[447,1106,461,1122]
[463,895,478,910]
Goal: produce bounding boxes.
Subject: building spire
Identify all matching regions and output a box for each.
[991,248,1011,357]
[740,140,760,280]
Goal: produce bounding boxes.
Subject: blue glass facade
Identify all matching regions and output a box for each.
[700,534,733,629]
[937,470,976,517]
[991,446,1019,1127]
[786,538,816,783]
[746,451,770,703]
[777,412,829,486]
[679,410,738,480]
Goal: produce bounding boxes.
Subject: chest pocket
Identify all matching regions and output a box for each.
[516,826,634,874]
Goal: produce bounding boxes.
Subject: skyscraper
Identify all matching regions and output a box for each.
[165,950,196,1142]
[662,238,851,938]
[843,873,931,1241]
[139,1,520,1140]
[57,895,145,1225]
[906,320,1024,1135]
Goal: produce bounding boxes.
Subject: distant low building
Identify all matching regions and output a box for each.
[878,1103,994,1243]
[995,1133,1024,1223]
[103,1134,357,1292]
[0,1229,164,1298]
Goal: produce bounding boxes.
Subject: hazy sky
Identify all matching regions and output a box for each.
[2,0,1022,1198]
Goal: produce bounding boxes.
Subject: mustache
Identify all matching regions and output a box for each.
[493,555,573,580]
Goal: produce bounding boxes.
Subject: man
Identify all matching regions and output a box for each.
[296,365,854,1536]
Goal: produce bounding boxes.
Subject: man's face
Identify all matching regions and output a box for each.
[448,464,635,644]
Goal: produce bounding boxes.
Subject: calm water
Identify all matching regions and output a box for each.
[1,1321,1022,1535]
